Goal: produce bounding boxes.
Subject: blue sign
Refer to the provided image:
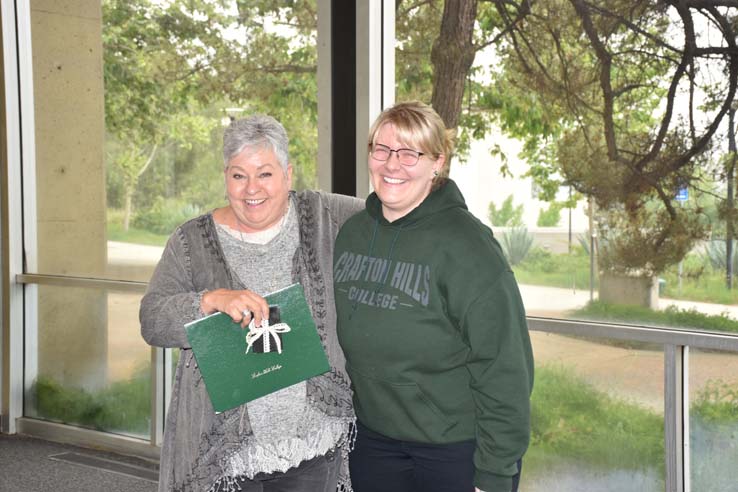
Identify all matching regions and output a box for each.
[676,187,688,201]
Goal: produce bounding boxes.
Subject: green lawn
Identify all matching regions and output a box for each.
[512,249,738,306]
[107,211,169,247]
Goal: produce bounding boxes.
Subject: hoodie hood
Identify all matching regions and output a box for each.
[365,179,468,227]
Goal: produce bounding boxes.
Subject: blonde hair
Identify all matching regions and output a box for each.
[367,101,455,189]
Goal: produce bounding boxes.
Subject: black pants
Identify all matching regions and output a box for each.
[350,421,522,492]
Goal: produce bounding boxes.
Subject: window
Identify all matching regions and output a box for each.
[20,0,319,440]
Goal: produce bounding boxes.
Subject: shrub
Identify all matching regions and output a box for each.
[577,231,592,256]
[488,195,524,227]
[692,380,738,424]
[32,370,151,434]
[520,246,557,273]
[702,240,737,272]
[537,203,562,227]
[500,226,534,265]
[133,197,202,235]
[572,300,738,333]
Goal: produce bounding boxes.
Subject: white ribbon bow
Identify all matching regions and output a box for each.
[245,318,291,354]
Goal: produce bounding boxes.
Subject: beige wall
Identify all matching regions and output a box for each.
[32,0,108,389]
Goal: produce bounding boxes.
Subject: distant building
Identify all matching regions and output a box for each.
[450,128,590,254]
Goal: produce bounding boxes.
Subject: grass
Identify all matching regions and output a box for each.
[512,249,597,291]
[692,380,738,424]
[512,248,738,306]
[106,209,169,247]
[660,270,738,305]
[29,355,738,486]
[571,300,738,333]
[32,370,151,435]
[527,365,664,474]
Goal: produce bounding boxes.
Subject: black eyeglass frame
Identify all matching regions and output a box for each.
[370,143,426,166]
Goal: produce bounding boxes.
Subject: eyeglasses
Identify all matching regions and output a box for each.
[370,143,425,166]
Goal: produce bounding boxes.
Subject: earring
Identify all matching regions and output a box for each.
[433,170,439,177]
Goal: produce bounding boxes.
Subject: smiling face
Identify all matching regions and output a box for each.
[225,145,292,233]
[369,123,444,222]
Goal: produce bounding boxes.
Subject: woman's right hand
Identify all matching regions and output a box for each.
[200,289,269,328]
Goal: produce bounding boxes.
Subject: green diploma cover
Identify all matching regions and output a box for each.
[185,283,330,413]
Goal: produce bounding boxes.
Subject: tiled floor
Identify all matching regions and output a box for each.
[0,433,158,492]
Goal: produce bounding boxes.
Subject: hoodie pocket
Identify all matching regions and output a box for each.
[347,363,455,442]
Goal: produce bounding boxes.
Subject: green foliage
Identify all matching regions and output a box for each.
[395,1,440,104]
[488,195,524,227]
[499,227,533,266]
[487,1,736,278]
[596,204,705,276]
[32,372,150,434]
[572,301,738,334]
[103,0,320,229]
[702,240,737,272]
[660,273,738,306]
[513,247,596,291]
[692,381,738,424]
[577,231,592,256]
[132,197,202,235]
[537,202,562,227]
[512,246,738,305]
[530,365,663,469]
[107,208,169,246]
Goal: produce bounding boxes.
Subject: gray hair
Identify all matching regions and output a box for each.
[222,115,290,170]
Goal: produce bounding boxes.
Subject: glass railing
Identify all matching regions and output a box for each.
[524,317,738,492]
[15,273,738,492]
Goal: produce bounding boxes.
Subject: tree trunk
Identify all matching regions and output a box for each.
[430,0,478,132]
[123,189,133,233]
[727,107,736,289]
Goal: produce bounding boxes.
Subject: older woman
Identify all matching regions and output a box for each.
[141,115,362,492]
[333,101,534,492]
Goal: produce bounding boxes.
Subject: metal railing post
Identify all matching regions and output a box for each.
[664,344,687,492]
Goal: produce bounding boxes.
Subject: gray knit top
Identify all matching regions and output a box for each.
[213,200,348,482]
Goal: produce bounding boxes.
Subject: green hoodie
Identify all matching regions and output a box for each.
[334,179,534,492]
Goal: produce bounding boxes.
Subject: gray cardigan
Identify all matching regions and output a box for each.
[140,190,363,492]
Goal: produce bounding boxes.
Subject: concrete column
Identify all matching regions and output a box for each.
[31,0,108,390]
[316,0,332,192]
[355,0,394,198]
[599,272,659,309]
[318,1,394,196]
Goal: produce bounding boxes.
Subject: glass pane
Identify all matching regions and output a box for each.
[24,284,150,439]
[394,3,737,334]
[453,156,738,334]
[524,332,665,491]
[689,348,738,492]
[29,1,318,283]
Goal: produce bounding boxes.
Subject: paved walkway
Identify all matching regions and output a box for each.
[518,283,738,319]
[108,240,738,320]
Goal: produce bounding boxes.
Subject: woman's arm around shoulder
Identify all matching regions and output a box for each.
[316,190,365,227]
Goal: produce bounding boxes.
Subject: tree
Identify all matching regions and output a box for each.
[494,1,738,276]
[723,107,736,288]
[103,0,321,230]
[537,202,562,227]
[397,0,738,277]
[488,194,525,226]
